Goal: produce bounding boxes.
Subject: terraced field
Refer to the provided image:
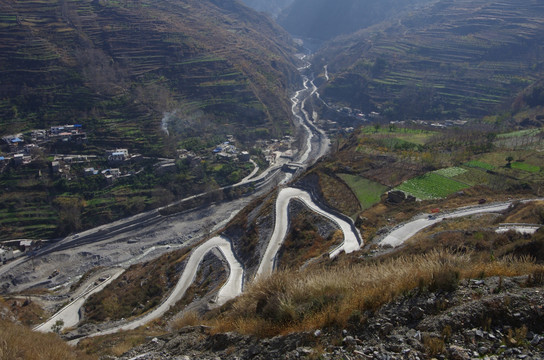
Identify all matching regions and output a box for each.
[316,0,544,119]
[0,0,298,151]
[395,172,469,200]
[338,173,388,210]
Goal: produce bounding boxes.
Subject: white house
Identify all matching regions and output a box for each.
[0,248,14,263]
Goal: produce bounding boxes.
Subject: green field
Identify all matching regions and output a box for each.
[395,173,469,200]
[511,162,541,173]
[465,160,495,171]
[433,167,467,178]
[451,167,494,186]
[338,174,388,210]
[496,129,542,139]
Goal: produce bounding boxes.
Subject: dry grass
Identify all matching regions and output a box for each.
[501,201,544,224]
[206,251,544,337]
[77,328,164,358]
[170,311,202,331]
[0,319,96,360]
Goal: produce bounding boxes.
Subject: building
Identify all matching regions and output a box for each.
[106,149,129,163]
[13,153,24,165]
[238,151,250,162]
[84,167,99,176]
[51,161,60,173]
[0,248,14,263]
[50,126,65,134]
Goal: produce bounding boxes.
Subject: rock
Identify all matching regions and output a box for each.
[206,332,238,351]
[478,346,489,355]
[474,329,484,338]
[448,345,471,360]
[314,329,322,337]
[297,347,313,355]
[343,336,357,347]
[381,322,394,335]
[411,307,424,320]
[531,334,542,345]
[245,344,262,358]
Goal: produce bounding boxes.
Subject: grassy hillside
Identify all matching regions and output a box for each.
[315,0,544,120]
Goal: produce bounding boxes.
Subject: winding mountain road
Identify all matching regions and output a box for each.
[379,200,543,248]
[29,53,543,339]
[256,187,362,279]
[84,236,243,338]
[34,269,124,332]
[36,59,338,337]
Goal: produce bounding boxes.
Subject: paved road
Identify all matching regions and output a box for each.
[379,202,518,247]
[256,187,362,279]
[85,236,242,338]
[30,56,335,337]
[34,269,124,332]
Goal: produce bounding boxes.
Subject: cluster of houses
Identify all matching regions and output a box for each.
[48,124,87,143]
[256,136,294,165]
[1,124,87,169]
[212,136,251,162]
[48,148,134,183]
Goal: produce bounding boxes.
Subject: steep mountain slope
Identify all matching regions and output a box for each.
[0,0,299,153]
[314,0,544,120]
[277,0,433,41]
[240,0,294,18]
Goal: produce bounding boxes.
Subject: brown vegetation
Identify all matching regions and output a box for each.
[206,250,544,337]
[0,319,95,360]
[83,246,192,323]
[278,205,343,269]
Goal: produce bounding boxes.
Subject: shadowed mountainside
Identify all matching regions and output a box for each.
[240,0,294,18]
[277,0,433,41]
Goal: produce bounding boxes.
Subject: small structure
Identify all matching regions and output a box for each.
[51,161,60,173]
[0,248,14,263]
[19,240,33,251]
[238,151,250,162]
[13,153,24,166]
[106,149,129,163]
[84,167,99,176]
[155,163,177,174]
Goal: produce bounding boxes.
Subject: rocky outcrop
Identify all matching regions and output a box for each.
[116,276,544,359]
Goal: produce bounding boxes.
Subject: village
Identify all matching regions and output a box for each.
[0,123,299,183]
[0,123,300,249]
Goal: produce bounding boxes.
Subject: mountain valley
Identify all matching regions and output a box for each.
[1,0,544,359]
